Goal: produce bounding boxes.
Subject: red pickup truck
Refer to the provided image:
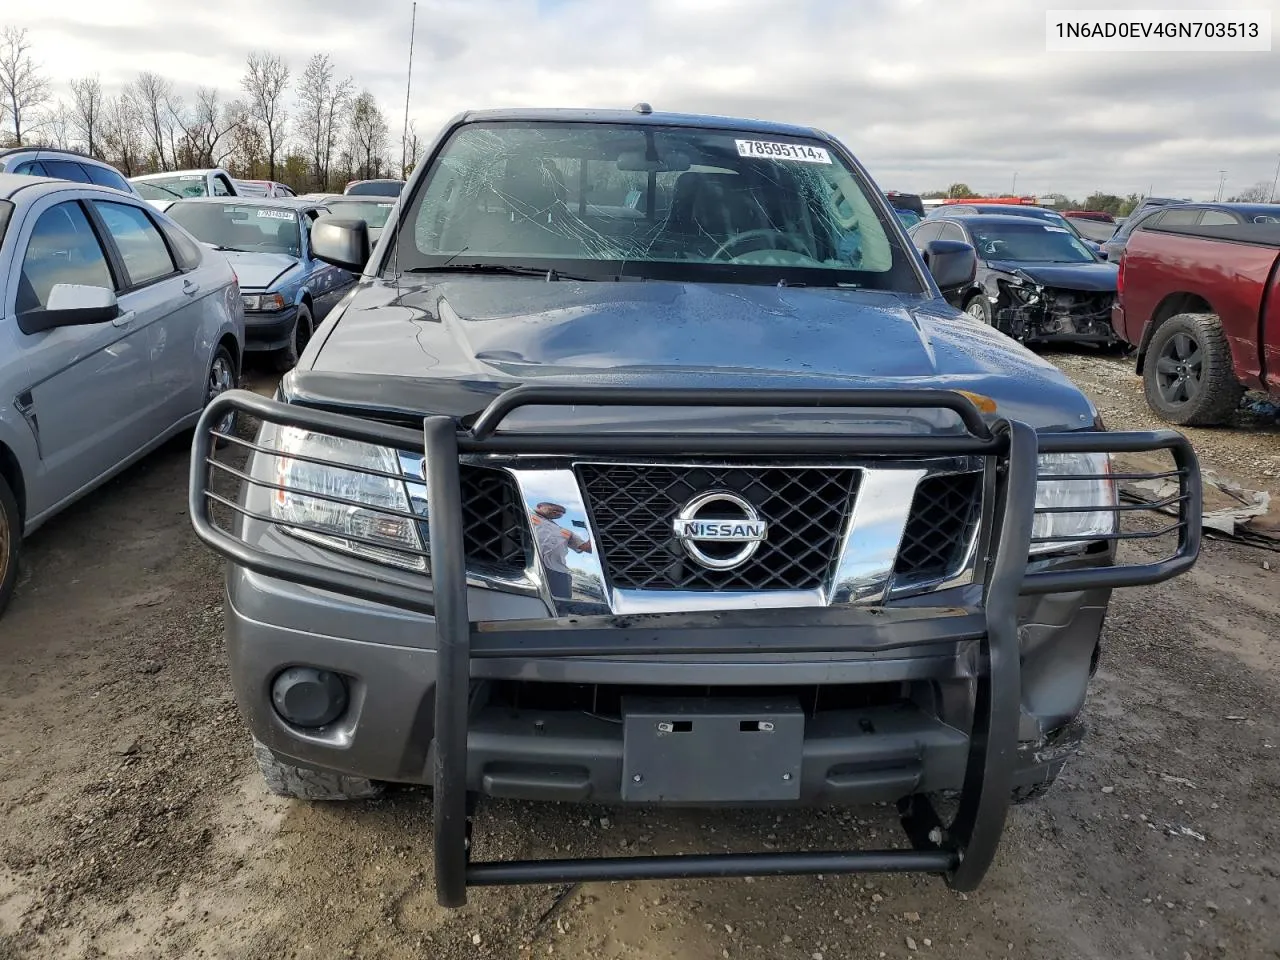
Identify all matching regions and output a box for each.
[1113,219,1280,425]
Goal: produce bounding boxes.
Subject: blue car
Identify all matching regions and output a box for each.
[166,197,358,370]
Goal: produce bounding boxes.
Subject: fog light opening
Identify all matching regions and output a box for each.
[271,667,349,728]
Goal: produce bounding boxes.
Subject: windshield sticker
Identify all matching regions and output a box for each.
[256,209,294,221]
[179,175,203,181]
[735,140,832,164]
[1043,225,1069,232]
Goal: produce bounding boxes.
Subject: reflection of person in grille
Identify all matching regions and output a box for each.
[530,502,593,599]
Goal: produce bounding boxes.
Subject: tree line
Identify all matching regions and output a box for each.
[0,26,410,192]
[920,180,1275,216]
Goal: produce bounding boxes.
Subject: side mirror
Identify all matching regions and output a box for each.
[1096,248,1109,260]
[310,216,371,273]
[921,239,977,293]
[18,284,120,335]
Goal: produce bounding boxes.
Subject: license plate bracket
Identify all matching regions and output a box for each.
[620,697,805,803]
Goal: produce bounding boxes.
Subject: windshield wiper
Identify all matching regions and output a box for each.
[404,263,631,282]
[210,245,250,253]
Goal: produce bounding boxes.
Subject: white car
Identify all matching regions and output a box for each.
[0,172,244,615]
[234,179,296,198]
[130,168,240,211]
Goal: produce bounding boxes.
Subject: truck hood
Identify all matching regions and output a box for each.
[985,260,1118,292]
[290,276,1098,433]
[212,249,298,290]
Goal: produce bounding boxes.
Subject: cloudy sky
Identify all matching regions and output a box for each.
[16,0,1280,200]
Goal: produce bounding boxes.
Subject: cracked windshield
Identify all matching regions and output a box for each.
[405,122,915,287]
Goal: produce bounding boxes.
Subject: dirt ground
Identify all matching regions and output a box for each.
[1,351,1277,960]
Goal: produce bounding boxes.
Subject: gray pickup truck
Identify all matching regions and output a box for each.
[189,106,1201,907]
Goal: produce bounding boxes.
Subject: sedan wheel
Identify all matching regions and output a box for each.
[0,474,21,616]
[965,298,993,325]
[206,347,237,438]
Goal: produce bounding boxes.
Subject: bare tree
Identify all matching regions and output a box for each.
[184,87,242,167]
[402,118,420,179]
[1227,181,1273,203]
[44,98,75,149]
[70,74,104,156]
[347,89,388,182]
[241,51,290,180]
[101,91,145,176]
[295,53,353,189]
[0,26,50,145]
[131,71,176,169]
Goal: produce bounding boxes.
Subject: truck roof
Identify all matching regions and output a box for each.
[455,106,828,140]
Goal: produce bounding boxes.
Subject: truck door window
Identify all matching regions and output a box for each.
[15,201,116,315]
[1157,208,1202,227]
[1197,210,1238,226]
[213,176,234,197]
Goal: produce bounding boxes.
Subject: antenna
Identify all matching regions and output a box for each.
[401,1,417,177]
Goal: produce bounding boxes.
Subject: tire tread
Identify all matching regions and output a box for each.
[253,738,384,801]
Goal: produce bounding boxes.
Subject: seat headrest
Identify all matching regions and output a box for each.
[501,159,567,221]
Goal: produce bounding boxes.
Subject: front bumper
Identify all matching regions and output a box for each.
[226,561,1107,802]
[243,303,298,352]
[996,291,1120,343]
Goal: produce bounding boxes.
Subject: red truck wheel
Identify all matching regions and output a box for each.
[1143,312,1244,426]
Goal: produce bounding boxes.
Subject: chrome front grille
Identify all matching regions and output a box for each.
[575,463,860,592]
[459,464,530,575]
[894,472,983,584]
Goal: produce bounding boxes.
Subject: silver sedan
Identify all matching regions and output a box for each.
[0,172,244,615]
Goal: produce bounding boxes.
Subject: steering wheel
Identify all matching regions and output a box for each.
[711,228,812,262]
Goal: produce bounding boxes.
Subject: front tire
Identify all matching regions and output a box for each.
[0,474,21,617]
[205,344,238,441]
[964,295,994,326]
[1143,312,1243,426]
[273,304,313,373]
[252,738,385,801]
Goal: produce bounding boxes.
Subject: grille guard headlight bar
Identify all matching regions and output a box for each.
[190,384,1201,612]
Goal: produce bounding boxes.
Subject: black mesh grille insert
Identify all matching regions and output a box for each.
[460,465,530,574]
[577,464,859,592]
[894,472,982,582]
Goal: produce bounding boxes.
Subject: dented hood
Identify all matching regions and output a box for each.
[985,259,1119,292]
[289,276,1098,432]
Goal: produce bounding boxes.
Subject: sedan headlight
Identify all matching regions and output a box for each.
[270,426,427,571]
[242,293,286,312]
[1031,452,1117,554]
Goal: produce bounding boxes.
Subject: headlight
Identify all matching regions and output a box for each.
[270,426,427,571]
[242,293,286,311]
[1031,452,1117,555]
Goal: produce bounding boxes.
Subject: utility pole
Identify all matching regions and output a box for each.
[1270,153,1280,203]
[1215,169,1227,201]
[401,1,417,178]
[1011,171,1018,195]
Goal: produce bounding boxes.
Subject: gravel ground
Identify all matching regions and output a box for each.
[0,352,1277,960]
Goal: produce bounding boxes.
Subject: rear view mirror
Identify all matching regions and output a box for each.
[616,150,692,173]
[18,284,120,335]
[310,217,371,273]
[920,239,977,293]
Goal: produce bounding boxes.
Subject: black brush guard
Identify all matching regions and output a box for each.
[188,385,1202,907]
